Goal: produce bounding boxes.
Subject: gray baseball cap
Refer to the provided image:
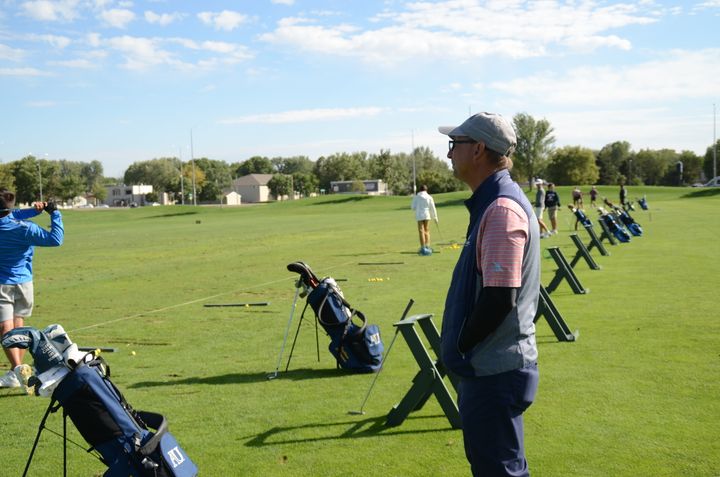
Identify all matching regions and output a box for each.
[438,112,517,156]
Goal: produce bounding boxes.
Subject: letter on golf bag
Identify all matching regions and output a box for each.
[307,279,384,373]
[53,359,198,477]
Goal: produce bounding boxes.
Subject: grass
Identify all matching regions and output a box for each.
[1,185,718,476]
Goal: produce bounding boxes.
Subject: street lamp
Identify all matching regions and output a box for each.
[190,129,197,206]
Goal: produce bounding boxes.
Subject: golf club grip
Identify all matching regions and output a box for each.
[401,299,414,321]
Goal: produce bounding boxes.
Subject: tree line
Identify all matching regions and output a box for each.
[2,113,718,204]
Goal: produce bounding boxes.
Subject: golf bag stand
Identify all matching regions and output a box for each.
[23,398,68,477]
[283,261,384,374]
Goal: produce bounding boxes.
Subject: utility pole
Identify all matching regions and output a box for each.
[37,160,43,202]
[411,129,416,194]
[190,130,197,206]
[714,103,717,180]
[178,147,185,205]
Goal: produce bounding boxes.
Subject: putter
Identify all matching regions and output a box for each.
[268,280,303,380]
[434,220,444,242]
[348,298,415,415]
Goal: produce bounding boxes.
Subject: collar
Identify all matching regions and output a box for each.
[463,169,511,239]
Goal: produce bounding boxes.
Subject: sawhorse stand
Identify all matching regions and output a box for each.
[545,247,588,295]
[386,314,461,429]
[597,219,618,246]
[569,233,601,270]
[534,286,577,342]
[583,224,609,256]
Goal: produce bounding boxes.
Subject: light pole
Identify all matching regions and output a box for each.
[177,147,185,205]
[411,129,416,194]
[37,161,43,202]
[714,103,717,180]
[190,129,197,206]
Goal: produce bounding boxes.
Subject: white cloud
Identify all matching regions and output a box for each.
[490,48,720,105]
[272,0,295,5]
[106,35,175,69]
[26,100,59,107]
[99,8,136,29]
[261,1,659,63]
[47,58,96,68]
[197,10,248,31]
[0,67,51,76]
[144,10,182,26]
[0,44,25,61]
[20,0,81,21]
[218,107,386,124]
[28,34,72,49]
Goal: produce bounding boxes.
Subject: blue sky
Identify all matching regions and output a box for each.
[1,0,719,178]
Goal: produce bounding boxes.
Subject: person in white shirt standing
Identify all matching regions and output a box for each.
[411,184,438,255]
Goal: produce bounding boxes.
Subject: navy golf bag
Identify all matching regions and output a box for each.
[568,205,592,227]
[288,262,384,373]
[3,325,198,477]
[637,196,649,210]
[52,357,198,477]
[616,209,643,236]
[599,212,630,243]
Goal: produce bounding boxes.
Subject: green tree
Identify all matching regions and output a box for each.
[292,172,318,197]
[81,160,104,192]
[267,174,293,199]
[703,140,720,180]
[271,156,314,175]
[124,158,179,196]
[596,141,631,185]
[57,160,86,202]
[193,158,232,202]
[10,156,43,204]
[545,146,599,185]
[512,113,555,189]
[368,149,411,195]
[634,149,675,185]
[676,150,703,185]
[0,162,16,191]
[236,156,274,176]
[313,152,369,191]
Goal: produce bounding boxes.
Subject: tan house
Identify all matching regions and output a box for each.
[230,174,274,203]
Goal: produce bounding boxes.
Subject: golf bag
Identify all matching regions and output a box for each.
[599,210,631,243]
[568,205,592,228]
[615,209,642,236]
[53,358,197,477]
[3,325,197,477]
[637,196,649,210]
[288,262,384,373]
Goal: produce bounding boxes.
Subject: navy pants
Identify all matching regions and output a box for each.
[457,363,539,477]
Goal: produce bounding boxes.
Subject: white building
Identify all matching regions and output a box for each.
[330,179,388,195]
[230,174,274,203]
[104,184,154,207]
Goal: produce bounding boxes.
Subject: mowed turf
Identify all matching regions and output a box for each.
[1,186,718,476]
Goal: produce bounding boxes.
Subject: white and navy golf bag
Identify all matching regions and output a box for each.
[616,209,643,236]
[599,210,631,243]
[2,325,197,477]
[288,262,384,373]
[53,358,197,477]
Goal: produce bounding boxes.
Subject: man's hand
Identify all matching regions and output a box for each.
[44,201,58,214]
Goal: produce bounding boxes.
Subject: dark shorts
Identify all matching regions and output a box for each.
[458,362,539,477]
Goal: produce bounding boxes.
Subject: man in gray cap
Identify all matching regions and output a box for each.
[438,112,540,476]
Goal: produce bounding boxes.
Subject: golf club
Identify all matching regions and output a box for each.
[348,298,415,415]
[268,281,302,380]
[434,219,444,242]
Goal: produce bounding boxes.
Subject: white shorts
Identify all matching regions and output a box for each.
[534,206,545,218]
[0,282,34,322]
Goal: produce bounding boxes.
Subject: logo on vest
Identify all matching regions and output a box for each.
[167,446,185,468]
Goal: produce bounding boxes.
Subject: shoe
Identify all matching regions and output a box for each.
[540,232,550,239]
[551,229,558,235]
[14,364,35,395]
[0,369,21,388]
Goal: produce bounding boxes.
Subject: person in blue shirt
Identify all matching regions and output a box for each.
[0,188,63,391]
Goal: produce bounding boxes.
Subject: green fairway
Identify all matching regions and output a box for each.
[1,186,719,476]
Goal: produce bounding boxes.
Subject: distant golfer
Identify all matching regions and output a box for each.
[439,112,539,477]
[411,185,438,255]
[0,189,63,392]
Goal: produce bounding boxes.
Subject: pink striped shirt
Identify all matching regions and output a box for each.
[476,197,529,287]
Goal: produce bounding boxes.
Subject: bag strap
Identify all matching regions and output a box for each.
[135,411,168,457]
